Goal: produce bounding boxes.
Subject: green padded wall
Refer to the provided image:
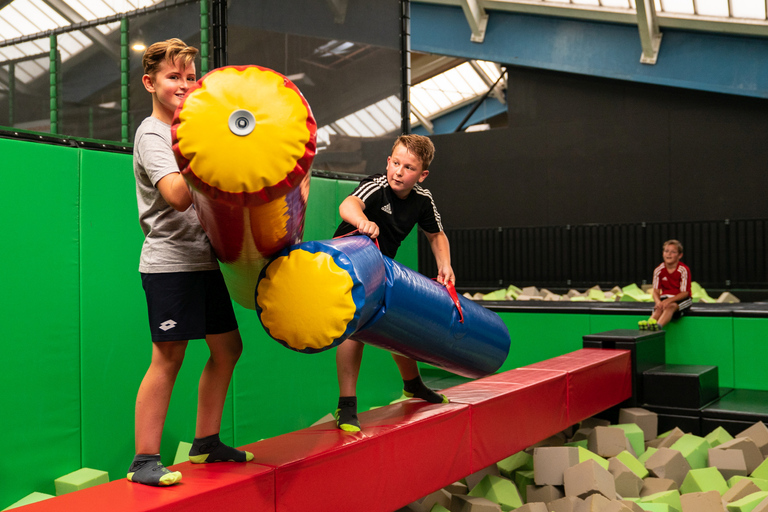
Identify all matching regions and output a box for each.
[2,139,81,506]
[664,317,735,388]
[733,318,768,390]
[495,312,589,371]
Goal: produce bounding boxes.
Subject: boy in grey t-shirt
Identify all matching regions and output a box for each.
[127,38,252,487]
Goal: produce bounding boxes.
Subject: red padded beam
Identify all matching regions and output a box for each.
[527,348,632,425]
[445,368,568,472]
[16,348,631,512]
[19,461,275,512]
[247,401,472,512]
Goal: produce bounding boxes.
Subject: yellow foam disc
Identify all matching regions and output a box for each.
[176,66,312,194]
[257,249,357,352]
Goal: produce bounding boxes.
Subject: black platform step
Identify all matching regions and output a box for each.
[583,329,666,406]
[701,388,768,436]
[643,388,733,436]
[643,364,719,409]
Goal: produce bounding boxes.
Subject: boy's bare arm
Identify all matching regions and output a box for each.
[156,172,193,211]
[424,230,455,285]
[339,196,379,238]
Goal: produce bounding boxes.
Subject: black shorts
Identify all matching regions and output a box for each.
[141,270,238,342]
[661,295,692,319]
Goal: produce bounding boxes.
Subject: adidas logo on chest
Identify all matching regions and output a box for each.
[381,203,392,214]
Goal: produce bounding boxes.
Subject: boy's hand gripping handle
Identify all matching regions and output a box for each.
[444,280,464,324]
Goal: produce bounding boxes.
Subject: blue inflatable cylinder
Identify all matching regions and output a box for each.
[353,257,511,379]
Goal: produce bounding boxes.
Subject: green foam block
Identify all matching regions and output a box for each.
[640,490,682,512]
[680,467,729,495]
[638,504,672,512]
[752,459,768,481]
[174,441,193,465]
[726,491,768,512]
[615,423,646,456]
[54,468,109,496]
[616,450,650,479]
[639,446,658,464]
[671,434,710,469]
[431,505,450,512]
[578,446,609,469]
[468,474,523,511]
[514,469,535,503]
[729,476,768,492]
[497,451,533,478]
[3,492,55,510]
[705,426,734,448]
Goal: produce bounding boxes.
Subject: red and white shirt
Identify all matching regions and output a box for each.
[652,261,692,297]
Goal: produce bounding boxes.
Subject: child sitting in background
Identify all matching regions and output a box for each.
[639,239,692,330]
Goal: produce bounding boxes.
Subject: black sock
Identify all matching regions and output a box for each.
[189,433,253,463]
[403,376,449,404]
[335,396,360,432]
[127,454,181,486]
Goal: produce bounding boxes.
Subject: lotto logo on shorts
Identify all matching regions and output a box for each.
[159,319,178,331]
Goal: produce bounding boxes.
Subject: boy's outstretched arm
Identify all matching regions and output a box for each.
[339,196,379,239]
[424,230,455,285]
[156,172,193,212]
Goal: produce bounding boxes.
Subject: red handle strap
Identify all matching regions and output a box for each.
[333,229,380,250]
[443,280,464,324]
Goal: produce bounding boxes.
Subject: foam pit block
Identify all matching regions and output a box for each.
[563,459,616,500]
[669,434,710,469]
[738,423,768,458]
[616,450,650,479]
[496,451,533,479]
[515,470,535,503]
[173,441,193,465]
[465,465,502,491]
[644,447,692,487]
[409,488,452,511]
[753,459,768,481]
[641,478,679,497]
[449,494,501,512]
[589,426,628,458]
[609,457,644,498]
[639,490,682,512]
[468,474,523,510]
[680,490,724,512]
[726,491,768,512]
[514,503,548,512]
[716,438,764,474]
[578,446,609,470]
[548,496,583,512]
[639,447,658,464]
[705,426,734,448]
[680,467,729,495]
[533,447,579,485]
[709,448,749,480]
[54,468,109,496]
[615,423,647,456]
[724,479,764,504]
[729,476,768,492]
[582,493,612,510]
[525,483,564,505]
[620,408,659,442]
[3,493,54,510]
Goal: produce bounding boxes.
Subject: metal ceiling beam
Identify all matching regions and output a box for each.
[459,0,489,42]
[413,0,768,37]
[636,0,662,63]
[42,0,121,61]
[468,59,506,103]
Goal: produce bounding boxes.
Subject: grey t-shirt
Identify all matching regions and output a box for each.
[134,116,218,273]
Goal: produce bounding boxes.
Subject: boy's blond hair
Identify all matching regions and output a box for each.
[664,239,684,254]
[392,134,435,170]
[142,38,199,77]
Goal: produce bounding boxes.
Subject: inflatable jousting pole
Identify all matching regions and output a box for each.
[256,236,511,378]
[172,65,316,309]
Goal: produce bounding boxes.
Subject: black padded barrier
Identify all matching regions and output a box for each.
[419,219,768,292]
